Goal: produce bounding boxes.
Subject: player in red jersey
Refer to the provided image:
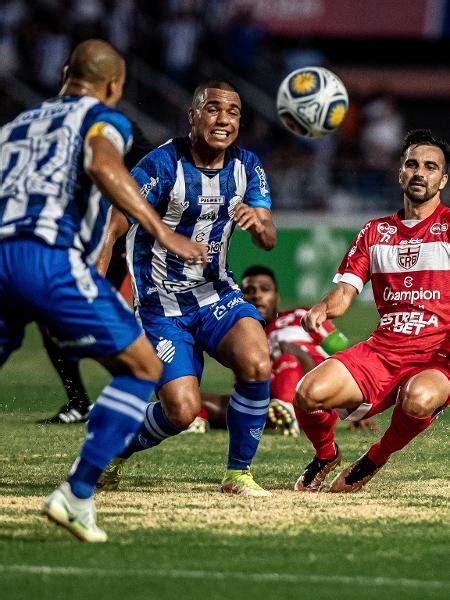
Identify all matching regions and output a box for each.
[295,129,450,492]
[195,265,377,441]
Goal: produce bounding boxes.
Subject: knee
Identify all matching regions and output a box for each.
[164,397,201,429]
[401,384,441,418]
[294,374,326,412]
[235,352,271,381]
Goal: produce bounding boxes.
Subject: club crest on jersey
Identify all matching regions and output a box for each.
[397,239,422,270]
[198,195,225,205]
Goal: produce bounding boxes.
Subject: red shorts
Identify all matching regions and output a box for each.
[270,354,305,404]
[333,337,450,419]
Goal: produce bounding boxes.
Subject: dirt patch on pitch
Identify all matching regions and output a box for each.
[1,484,448,536]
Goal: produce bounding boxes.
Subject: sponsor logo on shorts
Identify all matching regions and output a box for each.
[212,296,245,320]
[397,239,422,270]
[198,195,224,205]
[379,311,438,335]
[156,338,176,363]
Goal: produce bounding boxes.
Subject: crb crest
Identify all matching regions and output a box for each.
[397,239,422,270]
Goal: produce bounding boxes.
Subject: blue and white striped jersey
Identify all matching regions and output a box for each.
[0,95,132,264]
[127,136,272,317]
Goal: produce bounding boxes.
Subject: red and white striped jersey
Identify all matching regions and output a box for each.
[265,307,335,363]
[334,203,450,351]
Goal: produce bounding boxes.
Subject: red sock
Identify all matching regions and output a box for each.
[198,406,209,421]
[294,406,338,460]
[368,403,433,465]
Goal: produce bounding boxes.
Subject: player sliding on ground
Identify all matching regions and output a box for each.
[294,129,450,492]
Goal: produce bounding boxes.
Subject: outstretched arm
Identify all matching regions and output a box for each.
[302,282,358,333]
[85,135,207,265]
[234,205,276,250]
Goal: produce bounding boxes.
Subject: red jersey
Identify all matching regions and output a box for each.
[335,203,450,351]
[265,307,336,364]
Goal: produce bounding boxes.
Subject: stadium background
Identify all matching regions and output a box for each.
[1,3,449,599]
[3,0,450,305]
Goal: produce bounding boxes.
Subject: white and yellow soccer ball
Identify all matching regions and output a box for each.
[276,66,348,138]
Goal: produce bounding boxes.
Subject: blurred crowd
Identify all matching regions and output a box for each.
[1,0,436,214]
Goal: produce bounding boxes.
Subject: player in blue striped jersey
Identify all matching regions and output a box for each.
[0,39,207,542]
[97,80,277,496]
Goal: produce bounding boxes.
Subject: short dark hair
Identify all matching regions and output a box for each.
[401,129,450,174]
[241,265,278,290]
[191,79,240,108]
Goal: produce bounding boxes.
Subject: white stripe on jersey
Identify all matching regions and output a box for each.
[369,241,450,274]
[153,159,186,316]
[218,158,247,286]
[189,172,221,307]
[79,187,102,264]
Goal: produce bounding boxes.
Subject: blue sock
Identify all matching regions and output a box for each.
[68,375,156,499]
[226,379,270,470]
[121,401,185,458]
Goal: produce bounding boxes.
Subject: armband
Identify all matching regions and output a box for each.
[85,122,125,154]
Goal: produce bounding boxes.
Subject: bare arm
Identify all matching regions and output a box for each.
[302,282,358,333]
[86,135,207,265]
[233,205,276,250]
[95,207,129,276]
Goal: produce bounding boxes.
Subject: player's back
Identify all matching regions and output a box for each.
[0,95,129,263]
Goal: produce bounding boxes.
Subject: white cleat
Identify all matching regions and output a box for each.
[42,482,107,543]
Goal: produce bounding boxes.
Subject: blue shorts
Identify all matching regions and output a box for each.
[0,238,142,364]
[137,290,264,388]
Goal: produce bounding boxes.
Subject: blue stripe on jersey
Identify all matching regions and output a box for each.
[0,96,132,260]
[127,137,272,317]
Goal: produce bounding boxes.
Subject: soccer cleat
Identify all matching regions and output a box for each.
[221,467,271,497]
[181,416,210,434]
[267,398,300,437]
[294,444,341,492]
[38,401,93,424]
[42,482,107,543]
[329,452,384,493]
[96,457,127,491]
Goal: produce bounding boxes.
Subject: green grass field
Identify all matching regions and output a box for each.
[1,308,449,600]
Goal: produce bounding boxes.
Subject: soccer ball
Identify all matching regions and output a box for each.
[276,67,348,138]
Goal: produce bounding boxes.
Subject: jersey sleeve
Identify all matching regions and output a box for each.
[243,151,272,210]
[83,105,133,156]
[332,221,373,293]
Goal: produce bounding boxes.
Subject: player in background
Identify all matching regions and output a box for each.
[39,119,152,424]
[96,79,277,496]
[0,39,207,542]
[193,265,378,444]
[295,129,450,492]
